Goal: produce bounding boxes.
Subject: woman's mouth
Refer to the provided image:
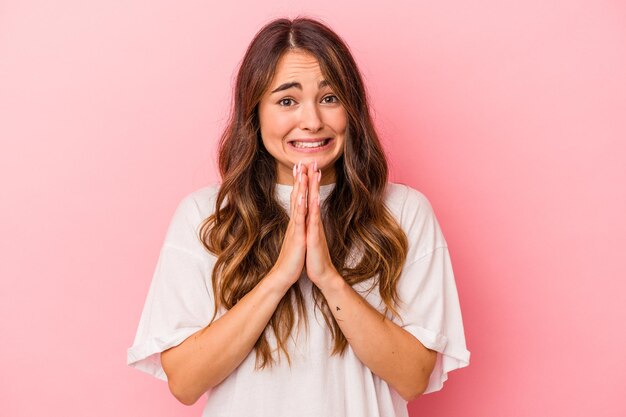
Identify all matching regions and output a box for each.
[288,138,333,152]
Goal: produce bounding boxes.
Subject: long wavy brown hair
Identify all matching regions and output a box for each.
[198,16,409,369]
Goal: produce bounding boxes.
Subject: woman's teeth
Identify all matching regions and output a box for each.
[292,139,329,148]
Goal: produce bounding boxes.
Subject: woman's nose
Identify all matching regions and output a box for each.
[298,102,323,132]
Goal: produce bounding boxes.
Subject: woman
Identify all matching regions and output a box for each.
[127,16,470,417]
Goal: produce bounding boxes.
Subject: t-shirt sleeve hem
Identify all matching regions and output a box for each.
[402,324,471,394]
[422,349,471,394]
[126,326,205,381]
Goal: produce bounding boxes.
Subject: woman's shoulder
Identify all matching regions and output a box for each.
[175,183,222,219]
[384,182,447,259]
[158,184,221,257]
[384,182,435,217]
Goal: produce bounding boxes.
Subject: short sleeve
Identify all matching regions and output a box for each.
[126,193,216,381]
[389,185,470,394]
[395,247,470,394]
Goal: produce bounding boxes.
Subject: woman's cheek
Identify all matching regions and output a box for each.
[279,112,297,131]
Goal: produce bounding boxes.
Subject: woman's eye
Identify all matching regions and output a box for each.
[323,95,339,104]
[278,98,294,106]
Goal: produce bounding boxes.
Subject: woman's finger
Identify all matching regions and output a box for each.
[295,164,309,229]
[306,160,321,228]
[289,160,302,217]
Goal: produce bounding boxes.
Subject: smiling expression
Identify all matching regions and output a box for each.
[257,50,348,185]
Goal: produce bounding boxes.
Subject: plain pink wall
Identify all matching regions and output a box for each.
[1,1,625,416]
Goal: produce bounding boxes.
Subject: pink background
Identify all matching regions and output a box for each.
[1,1,625,416]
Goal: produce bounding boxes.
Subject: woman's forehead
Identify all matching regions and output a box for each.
[273,50,322,80]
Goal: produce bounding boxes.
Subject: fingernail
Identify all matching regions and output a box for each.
[313,160,318,172]
[318,170,321,182]
[293,163,297,177]
[298,160,302,173]
[298,194,303,206]
[317,195,321,206]
[299,171,302,183]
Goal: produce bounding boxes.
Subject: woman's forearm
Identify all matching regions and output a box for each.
[318,272,437,402]
[161,271,290,405]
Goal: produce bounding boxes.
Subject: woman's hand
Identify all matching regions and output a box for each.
[304,161,341,290]
[268,161,309,289]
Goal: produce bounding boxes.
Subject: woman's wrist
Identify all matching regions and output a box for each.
[263,269,298,296]
[316,270,347,295]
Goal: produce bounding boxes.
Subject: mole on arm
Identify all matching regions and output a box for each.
[336,306,341,311]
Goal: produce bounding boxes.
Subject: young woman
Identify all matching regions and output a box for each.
[127,16,470,417]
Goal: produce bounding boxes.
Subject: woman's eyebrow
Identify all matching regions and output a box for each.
[270,79,330,94]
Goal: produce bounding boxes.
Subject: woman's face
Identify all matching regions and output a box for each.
[258,50,347,185]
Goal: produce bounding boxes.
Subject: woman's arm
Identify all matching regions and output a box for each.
[162,165,309,406]
[302,161,437,402]
[318,275,437,402]
[161,271,291,405]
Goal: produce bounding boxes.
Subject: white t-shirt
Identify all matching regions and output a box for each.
[127,182,470,417]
